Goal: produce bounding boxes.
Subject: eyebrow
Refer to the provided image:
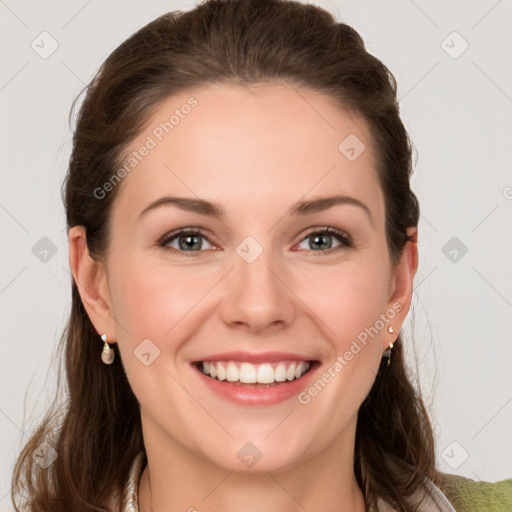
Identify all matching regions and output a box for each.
[138,194,373,224]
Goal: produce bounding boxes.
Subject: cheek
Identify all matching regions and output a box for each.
[293,260,390,425]
[107,255,214,408]
[296,257,391,348]
[111,254,216,339]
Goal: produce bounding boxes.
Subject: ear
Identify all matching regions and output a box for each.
[383,227,418,349]
[68,225,117,343]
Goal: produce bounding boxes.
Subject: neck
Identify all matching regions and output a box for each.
[138,418,367,512]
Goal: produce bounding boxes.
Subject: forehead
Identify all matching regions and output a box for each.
[111,81,383,225]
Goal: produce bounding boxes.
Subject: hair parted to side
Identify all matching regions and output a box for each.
[12,1,435,511]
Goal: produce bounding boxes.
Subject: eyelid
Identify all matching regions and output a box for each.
[158,227,216,248]
[158,226,353,253]
[299,226,352,244]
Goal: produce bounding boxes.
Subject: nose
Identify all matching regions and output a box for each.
[219,247,297,334]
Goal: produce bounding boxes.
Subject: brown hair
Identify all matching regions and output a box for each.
[11,1,438,510]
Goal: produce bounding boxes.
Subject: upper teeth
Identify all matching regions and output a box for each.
[199,361,311,384]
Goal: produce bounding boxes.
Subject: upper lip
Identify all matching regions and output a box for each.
[192,351,317,364]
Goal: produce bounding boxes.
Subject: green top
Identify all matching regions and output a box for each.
[437,472,512,511]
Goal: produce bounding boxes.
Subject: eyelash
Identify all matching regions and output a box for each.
[158,226,353,256]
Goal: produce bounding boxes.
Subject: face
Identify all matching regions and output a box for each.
[72,81,416,473]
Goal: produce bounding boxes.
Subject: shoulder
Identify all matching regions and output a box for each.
[436,471,512,512]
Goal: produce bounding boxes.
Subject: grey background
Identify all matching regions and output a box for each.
[1,0,511,508]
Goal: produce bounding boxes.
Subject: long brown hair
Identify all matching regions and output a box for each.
[11,1,438,510]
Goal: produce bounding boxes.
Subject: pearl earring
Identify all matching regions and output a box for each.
[101,334,115,365]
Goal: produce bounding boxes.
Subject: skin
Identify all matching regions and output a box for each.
[69,82,418,512]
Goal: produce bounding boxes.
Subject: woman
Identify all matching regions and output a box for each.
[11,0,512,511]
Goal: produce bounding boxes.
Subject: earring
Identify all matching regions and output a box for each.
[100,334,115,365]
[384,325,395,367]
[386,341,394,367]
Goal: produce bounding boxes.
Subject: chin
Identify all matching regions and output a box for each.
[193,432,315,474]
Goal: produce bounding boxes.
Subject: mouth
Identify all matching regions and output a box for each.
[192,359,319,387]
[192,353,320,406]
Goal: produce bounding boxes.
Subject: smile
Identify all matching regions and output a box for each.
[191,357,320,406]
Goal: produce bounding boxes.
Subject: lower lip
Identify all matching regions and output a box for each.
[192,362,319,406]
